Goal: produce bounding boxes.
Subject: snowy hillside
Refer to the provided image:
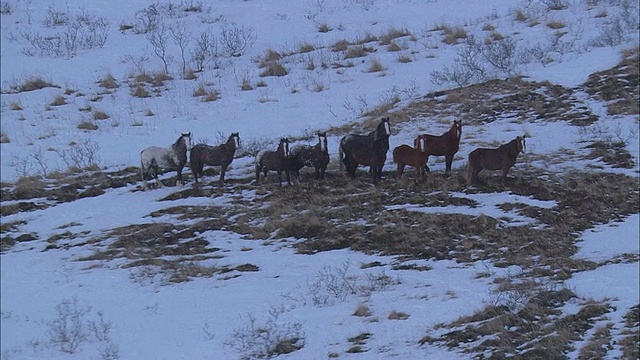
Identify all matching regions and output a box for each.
[1,0,638,359]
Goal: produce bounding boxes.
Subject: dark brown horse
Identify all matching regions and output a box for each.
[466,135,526,186]
[255,138,291,186]
[339,117,391,183]
[190,132,239,184]
[415,120,462,174]
[289,132,330,181]
[393,136,428,182]
[140,132,191,190]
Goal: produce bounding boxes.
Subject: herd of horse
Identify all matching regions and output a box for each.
[139,117,526,190]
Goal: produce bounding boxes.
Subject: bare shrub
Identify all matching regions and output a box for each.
[133,4,160,34]
[22,8,109,58]
[227,306,305,358]
[219,21,257,57]
[47,298,90,354]
[57,139,101,169]
[191,29,218,71]
[146,23,171,74]
[169,21,192,77]
[431,35,517,86]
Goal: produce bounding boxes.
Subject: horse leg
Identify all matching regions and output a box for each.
[219,165,227,184]
[176,167,183,186]
[152,165,163,188]
[255,165,262,184]
[445,155,453,175]
[424,155,431,173]
[396,163,405,179]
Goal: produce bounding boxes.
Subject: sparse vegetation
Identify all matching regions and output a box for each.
[260,60,288,77]
[50,95,67,106]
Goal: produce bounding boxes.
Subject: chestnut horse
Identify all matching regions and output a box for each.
[255,138,291,186]
[140,132,191,190]
[339,117,391,183]
[466,135,526,186]
[415,120,462,174]
[393,136,428,182]
[190,132,240,184]
[289,132,330,181]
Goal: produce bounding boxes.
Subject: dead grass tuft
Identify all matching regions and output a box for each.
[441,26,467,45]
[77,120,98,131]
[10,76,58,93]
[50,95,67,106]
[99,74,118,89]
[260,61,288,77]
[353,304,372,317]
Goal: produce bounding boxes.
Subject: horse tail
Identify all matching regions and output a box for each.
[465,155,473,186]
[338,138,344,170]
[140,151,147,189]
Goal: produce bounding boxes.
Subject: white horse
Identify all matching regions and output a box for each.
[140,132,192,190]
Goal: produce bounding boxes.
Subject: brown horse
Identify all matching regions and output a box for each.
[190,132,239,184]
[289,132,330,181]
[255,138,291,186]
[339,117,391,183]
[466,135,526,186]
[415,120,462,174]
[393,136,427,182]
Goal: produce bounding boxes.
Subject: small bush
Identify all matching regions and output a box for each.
[93,110,109,120]
[260,61,288,77]
[50,95,67,106]
[344,45,374,59]
[331,39,350,52]
[77,120,98,131]
[298,43,315,53]
[242,77,253,91]
[386,42,402,52]
[203,89,220,102]
[442,26,468,45]
[12,76,57,93]
[379,27,410,45]
[397,54,412,63]
[193,84,207,97]
[131,85,149,98]
[366,58,385,73]
[318,22,331,33]
[514,9,528,22]
[546,21,566,29]
[99,74,118,89]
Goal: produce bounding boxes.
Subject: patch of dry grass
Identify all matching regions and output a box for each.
[259,61,288,77]
[99,74,118,89]
[366,58,386,73]
[9,76,58,93]
[50,95,67,106]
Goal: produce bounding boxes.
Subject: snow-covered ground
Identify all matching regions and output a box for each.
[1,0,638,359]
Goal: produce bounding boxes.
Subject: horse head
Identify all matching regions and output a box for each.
[318,132,328,152]
[230,132,240,148]
[453,120,462,139]
[176,132,192,151]
[517,135,526,153]
[279,138,290,156]
[374,117,391,141]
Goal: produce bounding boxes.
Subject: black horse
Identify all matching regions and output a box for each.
[289,132,330,181]
[255,138,291,186]
[339,117,391,183]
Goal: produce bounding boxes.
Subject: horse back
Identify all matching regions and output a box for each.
[469,148,505,170]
